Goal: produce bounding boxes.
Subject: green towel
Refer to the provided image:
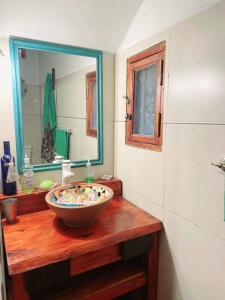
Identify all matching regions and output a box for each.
[54,128,70,159]
[42,73,56,134]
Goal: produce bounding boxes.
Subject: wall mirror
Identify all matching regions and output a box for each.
[10,37,103,173]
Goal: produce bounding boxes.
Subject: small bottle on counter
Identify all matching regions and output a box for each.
[1,141,17,195]
[22,154,35,193]
[84,159,95,183]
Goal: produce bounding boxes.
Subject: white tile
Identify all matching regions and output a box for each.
[96,120,114,175]
[114,54,127,122]
[158,210,225,300]
[23,115,42,164]
[55,53,115,122]
[102,53,115,122]
[72,120,114,181]
[22,84,42,115]
[164,124,225,239]
[34,169,62,187]
[166,1,225,123]
[114,121,164,207]
[123,184,163,220]
[157,231,183,300]
[56,68,88,119]
[79,119,98,160]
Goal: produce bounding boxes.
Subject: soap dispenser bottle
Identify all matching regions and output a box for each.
[85,159,95,183]
[1,141,17,195]
[22,155,35,193]
[62,160,74,185]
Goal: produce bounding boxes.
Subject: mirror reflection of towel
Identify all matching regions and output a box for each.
[41,73,56,163]
[54,129,70,160]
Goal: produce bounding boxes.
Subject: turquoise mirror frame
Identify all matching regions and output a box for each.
[9,37,103,173]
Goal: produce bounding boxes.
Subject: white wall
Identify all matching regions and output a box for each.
[0,39,16,192]
[20,51,40,85]
[114,1,225,299]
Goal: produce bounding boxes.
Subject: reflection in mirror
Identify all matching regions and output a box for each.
[86,71,97,137]
[18,49,98,165]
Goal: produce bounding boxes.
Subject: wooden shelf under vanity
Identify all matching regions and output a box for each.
[1,178,162,300]
[32,261,147,300]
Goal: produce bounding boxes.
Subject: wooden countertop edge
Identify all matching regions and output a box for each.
[7,221,162,275]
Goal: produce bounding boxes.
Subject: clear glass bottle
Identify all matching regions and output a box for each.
[22,155,35,193]
[84,159,95,183]
[1,141,17,195]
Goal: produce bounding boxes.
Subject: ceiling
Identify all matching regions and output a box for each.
[0,0,222,52]
[0,0,142,52]
[119,0,222,51]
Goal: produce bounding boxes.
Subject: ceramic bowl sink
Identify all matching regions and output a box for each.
[45,183,114,227]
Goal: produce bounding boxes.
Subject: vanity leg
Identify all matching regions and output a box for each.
[10,274,30,300]
[147,232,159,300]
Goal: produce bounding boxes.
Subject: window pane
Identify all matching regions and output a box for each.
[133,64,157,136]
[92,81,97,129]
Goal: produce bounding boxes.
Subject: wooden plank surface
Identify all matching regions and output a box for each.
[9,274,29,300]
[147,232,159,300]
[70,244,121,276]
[3,198,162,275]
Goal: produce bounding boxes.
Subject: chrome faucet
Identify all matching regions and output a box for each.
[62,160,74,185]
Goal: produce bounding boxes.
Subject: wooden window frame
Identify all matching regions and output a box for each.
[125,41,165,152]
[86,71,97,137]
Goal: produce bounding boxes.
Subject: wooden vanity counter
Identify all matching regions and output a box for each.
[2,184,163,300]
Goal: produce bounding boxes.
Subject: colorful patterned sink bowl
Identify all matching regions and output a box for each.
[45,183,114,227]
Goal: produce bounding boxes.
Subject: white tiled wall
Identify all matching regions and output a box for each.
[164,124,225,239]
[158,210,225,300]
[114,1,225,299]
[166,1,225,124]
